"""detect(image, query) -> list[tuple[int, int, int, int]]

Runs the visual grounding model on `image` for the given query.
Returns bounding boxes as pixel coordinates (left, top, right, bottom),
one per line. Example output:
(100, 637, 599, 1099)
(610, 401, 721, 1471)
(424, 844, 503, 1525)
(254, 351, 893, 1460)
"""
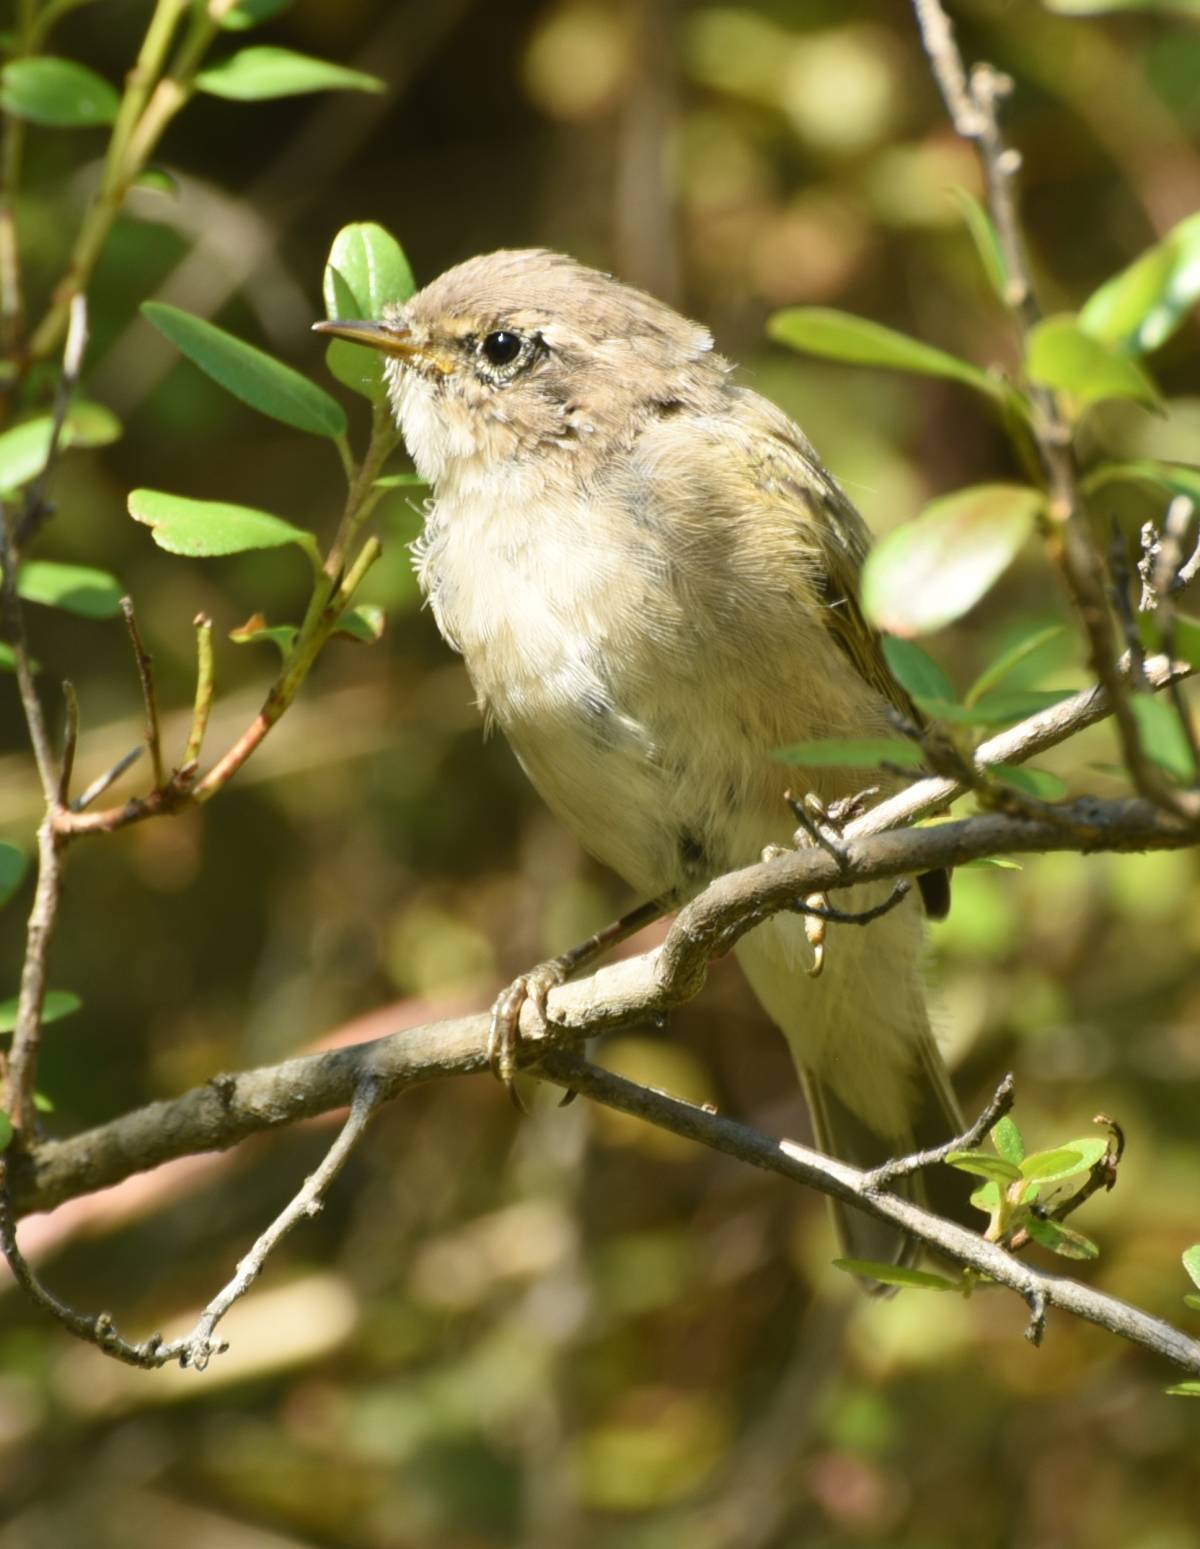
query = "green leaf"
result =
(32, 1090, 54, 1113)
(916, 688, 1076, 728)
(0, 988, 82, 1034)
(992, 1115, 1026, 1165)
(862, 484, 1043, 638)
(1019, 1140, 1107, 1184)
(1080, 211, 1200, 356)
(0, 842, 27, 908)
(0, 56, 119, 126)
(965, 625, 1068, 706)
(963, 856, 1023, 870)
(229, 613, 298, 655)
(1026, 315, 1161, 413)
(321, 223, 414, 401)
(1166, 1380, 1200, 1398)
(129, 489, 320, 564)
(333, 603, 385, 643)
(992, 765, 1068, 799)
(969, 1179, 1000, 1213)
(0, 400, 122, 492)
(882, 637, 953, 703)
(1047, 0, 1200, 11)
(774, 737, 926, 770)
(144, 302, 346, 438)
(1184, 1294, 1200, 1312)
(1183, 1244, 1200, 1291)
(134, 166, 179, 198)
(373, 472, 426, 489)
(1024, 1217, 1100, 1260)
(767, 307, 1000, 399)
(14, 561, 123, 620)
(196, 46, 384, 100)
(1083, 460, 1200, 511)
(219, 0, 294, 28)
(949, 185, 1009, 303)
(1130, 693, 1198, 783)
(832, 1258, 959, 1291)
(1171, 615, 1200, 672)
(944, 1151, 1023, 1183)
(0, 1112, 10, 1152)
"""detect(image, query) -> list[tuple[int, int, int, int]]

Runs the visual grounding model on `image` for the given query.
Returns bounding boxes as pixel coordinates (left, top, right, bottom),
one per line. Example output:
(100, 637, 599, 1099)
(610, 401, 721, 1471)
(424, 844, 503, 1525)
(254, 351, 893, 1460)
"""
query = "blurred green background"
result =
(2, 0, 1199, 1545)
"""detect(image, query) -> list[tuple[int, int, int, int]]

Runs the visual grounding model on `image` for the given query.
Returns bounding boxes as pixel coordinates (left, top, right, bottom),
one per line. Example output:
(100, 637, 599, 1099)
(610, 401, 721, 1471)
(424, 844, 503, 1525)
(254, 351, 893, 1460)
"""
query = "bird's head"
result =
(314, 248, 725, 486)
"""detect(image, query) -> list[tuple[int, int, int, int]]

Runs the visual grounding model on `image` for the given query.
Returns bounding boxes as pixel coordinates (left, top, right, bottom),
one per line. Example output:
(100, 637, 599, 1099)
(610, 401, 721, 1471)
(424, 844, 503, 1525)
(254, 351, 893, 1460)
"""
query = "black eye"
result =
(481, 330, 522, 366)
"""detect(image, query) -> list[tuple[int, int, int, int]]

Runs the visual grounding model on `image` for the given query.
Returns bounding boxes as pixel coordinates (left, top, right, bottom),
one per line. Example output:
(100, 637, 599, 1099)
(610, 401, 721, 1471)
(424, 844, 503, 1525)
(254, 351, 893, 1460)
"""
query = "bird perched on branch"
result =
(316, 249, 970, 1272)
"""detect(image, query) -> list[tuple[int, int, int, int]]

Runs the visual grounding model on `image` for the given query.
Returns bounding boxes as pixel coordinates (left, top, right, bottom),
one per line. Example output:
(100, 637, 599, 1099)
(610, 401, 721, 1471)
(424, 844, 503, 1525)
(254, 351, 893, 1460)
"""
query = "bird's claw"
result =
(487, 959, 569, 1109)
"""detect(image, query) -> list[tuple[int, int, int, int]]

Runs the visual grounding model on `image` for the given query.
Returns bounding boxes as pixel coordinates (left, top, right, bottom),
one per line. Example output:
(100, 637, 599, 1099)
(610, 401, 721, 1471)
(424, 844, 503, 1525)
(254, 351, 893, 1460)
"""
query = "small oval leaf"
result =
(1019, 1142, 1106, 1184)
(964, 624, 1068, 707)
(0, 401, 121, 492)
(993, 765, 1068, 800)
(128, 489, 319, 562)
(333, 603, 385, 644)
(0, 842, 27, 908)
(0, 56, 119, 126)
(321, 223, 414, 402)
(16, 561, 123, 620)
(862, 484, 1043, 638)
(221, 0, 294, 28)
(944, 1151, 1023, 1183)
(992, 1115, 1026, 1165)
(143, 302, 347, 438)
(1026, 315, 1161, 413)
(0, 988, 82, 1033)
(196, 46, 384, 100)
(1130, 693, 1198, 783)
(774, 737, 926, 770)
(1024, 1217, 1100, 1260)
(1083, 459, 1200, 508)
(768, 307, 1000, 399)
(1080, 211, 1200, 356)
(917, 688, 1076, 728)
(1183, 1244, 1200, 1292)
(881, 637, 953, 703)
(833, 1258, 959, 1291)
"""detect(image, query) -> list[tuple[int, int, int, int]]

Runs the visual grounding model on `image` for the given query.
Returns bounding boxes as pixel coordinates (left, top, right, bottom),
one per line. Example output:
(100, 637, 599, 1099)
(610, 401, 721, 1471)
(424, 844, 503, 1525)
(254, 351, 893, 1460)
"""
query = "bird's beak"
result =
(311, 318, 422, 357)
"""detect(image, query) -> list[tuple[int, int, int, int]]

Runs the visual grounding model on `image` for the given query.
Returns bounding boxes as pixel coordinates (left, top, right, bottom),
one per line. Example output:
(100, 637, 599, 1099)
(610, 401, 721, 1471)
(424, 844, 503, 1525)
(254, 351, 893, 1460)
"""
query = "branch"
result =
(0, 1076, 382, 1370)
(534, 1053, 1200, 1374)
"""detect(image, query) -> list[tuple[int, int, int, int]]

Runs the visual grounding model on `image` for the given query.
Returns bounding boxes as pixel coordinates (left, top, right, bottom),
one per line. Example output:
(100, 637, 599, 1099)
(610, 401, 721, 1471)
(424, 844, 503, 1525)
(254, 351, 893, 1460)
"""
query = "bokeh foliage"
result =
(1, 1, 1199, 1546)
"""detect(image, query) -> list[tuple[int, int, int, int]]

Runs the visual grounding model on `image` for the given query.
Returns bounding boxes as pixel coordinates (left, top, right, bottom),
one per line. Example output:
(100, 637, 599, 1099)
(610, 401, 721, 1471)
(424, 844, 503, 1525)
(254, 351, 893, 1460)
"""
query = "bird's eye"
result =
(481, 330, 522, 366)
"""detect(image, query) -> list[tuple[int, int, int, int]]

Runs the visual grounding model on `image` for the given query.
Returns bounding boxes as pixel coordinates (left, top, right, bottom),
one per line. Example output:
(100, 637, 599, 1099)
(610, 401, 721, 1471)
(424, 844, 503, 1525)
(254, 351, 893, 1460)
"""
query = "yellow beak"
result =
(311, 319, 421, 356)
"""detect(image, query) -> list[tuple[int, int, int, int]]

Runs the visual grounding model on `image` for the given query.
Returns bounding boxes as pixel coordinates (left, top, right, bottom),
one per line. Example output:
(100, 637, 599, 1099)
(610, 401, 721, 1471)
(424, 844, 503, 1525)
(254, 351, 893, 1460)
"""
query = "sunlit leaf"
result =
(373, 472, 426, 488)
(774, 737, 926, 770)
(1184, 1245, 1200, 1291)
(0, 988, 82, 1033)
(1130, 693, 1198, 783)
(0, 842, 27, 908)
(1166, 1380, 1200, 1397)
(1026, 315, 1161, 413)
(969, 1179, 1000, 1213)
(0, 56, 118, 126)
(219, 0, 294, 28)
(1019, 1139, 1107, 1183)
(768, 307, 1001, 399)
(944, 1151, 1023, 1183)
(965, 625, 1068, 706)
(833, 1258, 959, 1291)
(862, 484, 1043, 637)
(882, 637, 953, 703)
(949, 185, 1009, 302)
(129, 489, 320, 564)
(33, 1091, 54, 1113)
(963, 856, 1023, 869)
(992, 1116, 1026, 1165)
(992, 765, 1068, 799)
(1024, 1218, 1100, 1259)
(1080, 211, 1200, 355)
(0, 400, 122, 492)
(15, 561, 123, 619)
(134, 166, 179, 198)
(143, 301, 347, 438)
(196, 46, 384, 100)
(321, 223, 414, 401)
(333, 603, 385, 643)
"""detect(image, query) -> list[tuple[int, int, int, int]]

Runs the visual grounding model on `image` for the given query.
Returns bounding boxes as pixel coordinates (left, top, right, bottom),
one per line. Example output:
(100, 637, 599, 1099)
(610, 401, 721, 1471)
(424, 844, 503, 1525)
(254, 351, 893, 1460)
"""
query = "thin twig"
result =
(70, 746, 143, 812)
(120, 595, 165, 789)
(790, 880, 911, 927)
(16, 293, 89, 545)
(57, 681, 79, 807)
(181, 611, 214, 772)
(864, 1072, 1016, 1188)
(0, 1077, 383, 1370)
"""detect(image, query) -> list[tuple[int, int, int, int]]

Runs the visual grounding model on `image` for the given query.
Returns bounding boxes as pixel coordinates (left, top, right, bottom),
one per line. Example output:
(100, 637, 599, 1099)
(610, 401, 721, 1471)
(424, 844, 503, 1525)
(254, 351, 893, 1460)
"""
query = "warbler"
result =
(316, 249, 968, 1269)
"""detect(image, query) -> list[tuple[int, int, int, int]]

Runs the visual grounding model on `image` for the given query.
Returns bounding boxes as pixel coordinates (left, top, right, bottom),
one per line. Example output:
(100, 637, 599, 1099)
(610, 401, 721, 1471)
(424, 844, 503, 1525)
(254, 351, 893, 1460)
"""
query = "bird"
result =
(315, 248, 971, 1272)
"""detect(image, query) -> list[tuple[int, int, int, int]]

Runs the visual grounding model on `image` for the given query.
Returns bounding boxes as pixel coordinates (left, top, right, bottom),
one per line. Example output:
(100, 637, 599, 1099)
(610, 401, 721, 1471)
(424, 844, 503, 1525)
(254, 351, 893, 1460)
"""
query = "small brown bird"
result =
(317, 249, 969, 1270)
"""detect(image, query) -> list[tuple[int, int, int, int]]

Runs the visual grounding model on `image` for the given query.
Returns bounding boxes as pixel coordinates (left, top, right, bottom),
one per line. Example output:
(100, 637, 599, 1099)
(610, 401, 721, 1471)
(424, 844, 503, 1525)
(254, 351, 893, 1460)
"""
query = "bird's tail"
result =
(734, 888, 977, 1286)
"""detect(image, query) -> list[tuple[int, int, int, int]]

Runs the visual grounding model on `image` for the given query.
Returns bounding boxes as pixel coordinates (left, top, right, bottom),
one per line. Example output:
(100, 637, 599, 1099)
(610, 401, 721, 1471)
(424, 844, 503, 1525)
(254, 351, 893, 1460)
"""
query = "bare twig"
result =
(57, 681, 79, 807)
(120, 595, 165, 789)
(790, 879, 911, 927)
(864, 1072, 1016, 1188)
(0, 1076, 383, 1369)
(70, 746, 143, 812)
(16, 293, 89, 545)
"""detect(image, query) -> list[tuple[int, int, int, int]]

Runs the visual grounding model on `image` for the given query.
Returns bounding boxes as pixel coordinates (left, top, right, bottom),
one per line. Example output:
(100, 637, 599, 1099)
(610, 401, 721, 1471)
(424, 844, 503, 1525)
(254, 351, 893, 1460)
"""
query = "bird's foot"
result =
(488, 957, 571, 1108)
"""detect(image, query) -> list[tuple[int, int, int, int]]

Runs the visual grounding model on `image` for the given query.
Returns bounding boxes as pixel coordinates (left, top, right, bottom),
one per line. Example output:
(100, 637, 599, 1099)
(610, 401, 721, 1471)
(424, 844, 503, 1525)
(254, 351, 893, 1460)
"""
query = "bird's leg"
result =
(488, 896, 670, 1100)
